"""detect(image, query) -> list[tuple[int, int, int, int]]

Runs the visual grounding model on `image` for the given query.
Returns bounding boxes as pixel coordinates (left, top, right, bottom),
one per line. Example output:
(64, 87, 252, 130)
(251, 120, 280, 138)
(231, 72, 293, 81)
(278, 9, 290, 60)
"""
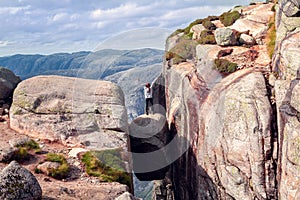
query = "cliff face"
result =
(272, 0, 300, 199)
(159, 1, 300, 199)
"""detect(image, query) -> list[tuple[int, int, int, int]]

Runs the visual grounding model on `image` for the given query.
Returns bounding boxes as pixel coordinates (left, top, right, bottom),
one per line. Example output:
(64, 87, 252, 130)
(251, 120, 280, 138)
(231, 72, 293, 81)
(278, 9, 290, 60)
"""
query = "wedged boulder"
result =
(0, 67, 21, 100)
(129, 113, 170, 181)
(214, 27, 237, 46)
(10, 75, 128, 150)
(0, 161, 42, 200)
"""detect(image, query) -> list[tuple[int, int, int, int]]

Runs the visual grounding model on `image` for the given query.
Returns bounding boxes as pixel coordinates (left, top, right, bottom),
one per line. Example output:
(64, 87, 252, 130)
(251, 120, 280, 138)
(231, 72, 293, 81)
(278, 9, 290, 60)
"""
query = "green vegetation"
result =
(16, 139, 40, 151)
(198, 30, 216, 44)
(13, 147, 30, 161)
(12, 139, 41, 162)
(202, 18, 216, 30)
(220, 11, 240, 26)
(81, 149, 131, 187)
(166, 36, 198, 64)
(214, 59, 238, 73)
(183, 19, 203, 34)
(45, 153, 69, 179)
(266, 15, 276, 58)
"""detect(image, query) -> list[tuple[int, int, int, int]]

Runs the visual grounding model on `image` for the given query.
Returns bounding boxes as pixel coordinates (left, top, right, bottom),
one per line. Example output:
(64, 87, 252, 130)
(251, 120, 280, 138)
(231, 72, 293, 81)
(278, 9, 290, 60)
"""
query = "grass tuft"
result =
(220, 11, 240, 26)
(45, 153, 69, 179)
(81, 149, 131, 187)
(214, 59, 238, 73)
(266, 15, 276, 58)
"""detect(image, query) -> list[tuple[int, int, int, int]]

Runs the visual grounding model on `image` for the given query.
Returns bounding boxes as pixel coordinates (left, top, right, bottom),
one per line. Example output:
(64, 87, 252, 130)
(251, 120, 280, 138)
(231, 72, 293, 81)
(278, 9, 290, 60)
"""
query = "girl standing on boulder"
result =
(144, 82, 153, 115)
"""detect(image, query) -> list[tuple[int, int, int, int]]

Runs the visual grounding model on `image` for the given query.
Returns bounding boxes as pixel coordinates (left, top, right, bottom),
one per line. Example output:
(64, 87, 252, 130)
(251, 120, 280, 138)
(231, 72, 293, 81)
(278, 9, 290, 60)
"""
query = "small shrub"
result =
(198, 30, 216, 44)
(17, 140, 40, 152)
(220, 11, 241, 26)
(234, 5, 243, 8)
(13, 147, 30, 161)
(214, 59, 238, 73)
(206, 15, 219, 21)
(168, 29, 185, 38)
(186, 32, 194, 39)
(266, 15, 276, 58)
(202, 19, 216, 30)
(81, 149, 131, 187)
(271, 4, 276, 12)
(46, 153, 69, 179)
(184, 19, 203, 34)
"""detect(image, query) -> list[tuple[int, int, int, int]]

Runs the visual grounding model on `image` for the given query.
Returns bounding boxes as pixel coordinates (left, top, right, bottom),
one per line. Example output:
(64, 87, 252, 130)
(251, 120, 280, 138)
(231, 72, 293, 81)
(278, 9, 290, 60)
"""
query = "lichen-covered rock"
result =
(0, 161, 42, 200)
(0, 67, 21, 100)
(0, 145, 17, 162)
(239, 33, 256, 45)
(214, 27, 237, 46)
(272, 1, 300, 198)
(10, 75, 128, 150)
(37, 161, 61, 176)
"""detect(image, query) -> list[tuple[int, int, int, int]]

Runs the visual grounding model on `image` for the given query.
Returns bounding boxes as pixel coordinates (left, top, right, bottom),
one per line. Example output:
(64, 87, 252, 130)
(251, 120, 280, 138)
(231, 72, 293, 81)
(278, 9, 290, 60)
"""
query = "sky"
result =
(0, 0, 260, 56)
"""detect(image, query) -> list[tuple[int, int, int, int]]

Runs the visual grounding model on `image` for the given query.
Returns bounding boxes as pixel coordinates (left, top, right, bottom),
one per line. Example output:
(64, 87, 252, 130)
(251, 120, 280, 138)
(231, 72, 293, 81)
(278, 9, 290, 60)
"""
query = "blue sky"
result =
(0, 0, 259, 56)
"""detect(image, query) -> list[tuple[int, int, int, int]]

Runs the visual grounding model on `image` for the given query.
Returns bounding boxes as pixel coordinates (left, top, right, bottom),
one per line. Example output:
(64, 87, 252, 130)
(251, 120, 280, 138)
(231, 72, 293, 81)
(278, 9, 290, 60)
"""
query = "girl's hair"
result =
(146, 82, 150, 87)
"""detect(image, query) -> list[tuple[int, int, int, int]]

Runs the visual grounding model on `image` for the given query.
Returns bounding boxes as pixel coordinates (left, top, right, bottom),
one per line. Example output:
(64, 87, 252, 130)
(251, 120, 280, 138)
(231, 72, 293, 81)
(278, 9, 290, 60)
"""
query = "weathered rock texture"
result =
(0, 161, 42, 200)
(0, 67, 21, 100)
(272, 0, 300, 199)
(162, 2, 281, 200)
(10, 75, 128, 150)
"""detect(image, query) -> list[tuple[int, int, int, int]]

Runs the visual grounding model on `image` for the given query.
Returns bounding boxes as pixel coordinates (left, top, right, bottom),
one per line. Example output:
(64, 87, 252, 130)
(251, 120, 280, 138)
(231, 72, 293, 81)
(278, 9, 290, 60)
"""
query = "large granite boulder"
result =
(0, 161, 42, 200)
(10, 75, 128, 150)
(0, 67, 21, 100)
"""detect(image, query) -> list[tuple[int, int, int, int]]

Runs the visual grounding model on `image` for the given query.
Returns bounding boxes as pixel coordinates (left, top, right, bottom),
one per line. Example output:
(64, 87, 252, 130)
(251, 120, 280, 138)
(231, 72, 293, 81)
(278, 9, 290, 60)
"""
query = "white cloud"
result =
(0, 41, 9, 47)
(0, 5, 30, 14)
(52, 13, 68, 22)
(0, 0, 265, 56)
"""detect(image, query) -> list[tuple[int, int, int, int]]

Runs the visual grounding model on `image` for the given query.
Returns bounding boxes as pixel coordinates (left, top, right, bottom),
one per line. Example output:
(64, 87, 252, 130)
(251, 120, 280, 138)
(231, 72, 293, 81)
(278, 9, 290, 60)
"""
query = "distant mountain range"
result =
(0, 48, 164, 120)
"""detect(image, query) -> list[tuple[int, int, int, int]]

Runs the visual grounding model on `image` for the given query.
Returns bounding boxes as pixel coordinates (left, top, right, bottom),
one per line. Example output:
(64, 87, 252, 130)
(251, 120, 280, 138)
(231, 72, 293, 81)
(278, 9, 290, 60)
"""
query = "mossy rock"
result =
(183, 19, 204, 34)
(202, 19, 217, 30)
(220, 10, 241, 26)
(198, 30, 216, 44)
(44, 153, 69, 179)
(166, 36, 198, 64)
(214, 58, 238, 73)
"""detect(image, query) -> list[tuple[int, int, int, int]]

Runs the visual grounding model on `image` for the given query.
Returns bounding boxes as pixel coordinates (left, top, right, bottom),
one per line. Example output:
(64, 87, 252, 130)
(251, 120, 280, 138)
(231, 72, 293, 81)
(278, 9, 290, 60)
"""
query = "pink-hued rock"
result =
(190, 24, 206, 40)
(272, 1, 300, 199)
(161, 2, 279, 199)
